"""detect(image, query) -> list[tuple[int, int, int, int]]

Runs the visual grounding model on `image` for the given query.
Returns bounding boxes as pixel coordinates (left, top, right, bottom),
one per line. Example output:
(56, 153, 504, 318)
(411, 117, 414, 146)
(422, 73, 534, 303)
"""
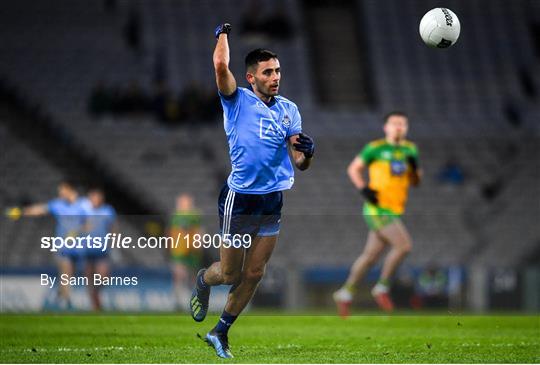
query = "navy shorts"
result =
(218, 183, 283, 237)
(56, 250, 81, 265)
(85, 250, 109, 263)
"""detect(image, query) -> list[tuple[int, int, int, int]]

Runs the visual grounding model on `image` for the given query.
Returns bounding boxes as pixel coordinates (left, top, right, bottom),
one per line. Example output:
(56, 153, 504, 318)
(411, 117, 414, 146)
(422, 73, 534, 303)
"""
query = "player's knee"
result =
(401, 242, 412, 255)
(222, 270, 241, 286)
(243, 267, 265, 285)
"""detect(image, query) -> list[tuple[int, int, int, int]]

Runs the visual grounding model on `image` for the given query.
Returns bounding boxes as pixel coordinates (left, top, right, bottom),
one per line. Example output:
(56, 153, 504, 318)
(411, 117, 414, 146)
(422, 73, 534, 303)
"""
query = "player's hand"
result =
(360, 187, 378, 205)
(293, 133, 315, 158)
(215, 23, 232, 39)
(407, 156, 421, 186)
(5, 207, 22, 220)
(407, 156, 419, 172)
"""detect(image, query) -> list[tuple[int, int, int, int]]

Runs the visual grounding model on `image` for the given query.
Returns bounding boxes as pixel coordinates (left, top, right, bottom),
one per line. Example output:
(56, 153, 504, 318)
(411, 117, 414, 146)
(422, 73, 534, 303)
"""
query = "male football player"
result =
(14, 180, 87, 309)
(190, 23, 314, 358)
(168, 193, 202, 310)
(333, 111, 421, 316)
(82, 187, 116, 311)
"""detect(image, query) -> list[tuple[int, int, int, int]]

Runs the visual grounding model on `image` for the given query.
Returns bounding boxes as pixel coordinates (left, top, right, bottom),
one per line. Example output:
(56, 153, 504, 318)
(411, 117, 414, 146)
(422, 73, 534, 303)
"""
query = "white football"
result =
(419, 8, 461, 48)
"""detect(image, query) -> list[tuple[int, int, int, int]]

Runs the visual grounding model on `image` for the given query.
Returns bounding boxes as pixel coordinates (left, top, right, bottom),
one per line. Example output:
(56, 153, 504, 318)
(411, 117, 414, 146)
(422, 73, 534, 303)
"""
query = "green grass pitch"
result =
(1, 314, 538, 363)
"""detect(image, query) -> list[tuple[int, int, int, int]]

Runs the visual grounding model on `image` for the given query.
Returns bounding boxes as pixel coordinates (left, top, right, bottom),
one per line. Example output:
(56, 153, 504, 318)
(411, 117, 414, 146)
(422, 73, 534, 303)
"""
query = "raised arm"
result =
(5, 202, 49, 221)
(213, 23, 237, 96)
(23, 203, 49, 216)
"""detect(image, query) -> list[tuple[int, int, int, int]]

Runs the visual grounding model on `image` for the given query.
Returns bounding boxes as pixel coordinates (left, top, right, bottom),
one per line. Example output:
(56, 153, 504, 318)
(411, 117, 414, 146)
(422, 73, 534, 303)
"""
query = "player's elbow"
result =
(347, 165, 359, 180)
(213, 60, 229, 75)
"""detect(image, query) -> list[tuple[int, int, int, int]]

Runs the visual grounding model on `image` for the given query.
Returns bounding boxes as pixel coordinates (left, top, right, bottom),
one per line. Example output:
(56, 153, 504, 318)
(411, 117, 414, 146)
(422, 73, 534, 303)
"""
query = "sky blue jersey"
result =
(82, 201, 116, 239)
(220, 87, 302, 194)
(47, 198, 87, 238)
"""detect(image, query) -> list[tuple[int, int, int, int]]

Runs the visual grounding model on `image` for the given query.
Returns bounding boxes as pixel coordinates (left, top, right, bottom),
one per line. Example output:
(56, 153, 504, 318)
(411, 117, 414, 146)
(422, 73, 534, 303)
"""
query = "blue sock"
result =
(197, 270, 208, 289)
(215, 311, 237, 334)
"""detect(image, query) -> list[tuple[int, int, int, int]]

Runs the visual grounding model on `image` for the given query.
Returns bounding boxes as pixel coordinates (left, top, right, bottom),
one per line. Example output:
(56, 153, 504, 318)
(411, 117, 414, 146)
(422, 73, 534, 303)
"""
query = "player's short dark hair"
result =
(245, 49, 278, 70)
(383, 111, 408, 123)
(87, 186, 104, 194)
(59, 178, 78, 190)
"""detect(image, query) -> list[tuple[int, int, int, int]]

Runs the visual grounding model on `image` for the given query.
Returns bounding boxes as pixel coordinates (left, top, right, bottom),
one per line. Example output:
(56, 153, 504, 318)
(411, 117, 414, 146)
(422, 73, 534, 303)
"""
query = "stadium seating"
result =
(0, 118, 158, 268)
(0, 0, 538, 270)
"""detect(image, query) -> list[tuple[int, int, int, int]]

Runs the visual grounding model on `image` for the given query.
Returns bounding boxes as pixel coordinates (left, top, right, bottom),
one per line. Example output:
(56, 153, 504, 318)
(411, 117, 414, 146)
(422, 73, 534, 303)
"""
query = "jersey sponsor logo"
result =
(259, 117, 286, 140)
(390, 160, 407, 176)
(262, 122, 276, 138)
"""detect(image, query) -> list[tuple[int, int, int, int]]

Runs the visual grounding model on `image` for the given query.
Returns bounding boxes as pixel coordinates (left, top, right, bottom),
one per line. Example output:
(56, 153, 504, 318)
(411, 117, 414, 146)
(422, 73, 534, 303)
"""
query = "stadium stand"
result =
(0, 123, 63, 267)
(0, 0, 538, 272)
(0, 107, 158, 268)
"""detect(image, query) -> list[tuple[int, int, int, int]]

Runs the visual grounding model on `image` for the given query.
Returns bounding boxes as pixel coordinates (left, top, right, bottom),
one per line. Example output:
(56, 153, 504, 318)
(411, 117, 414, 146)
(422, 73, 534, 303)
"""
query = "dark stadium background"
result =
(1, 0, 539, 314)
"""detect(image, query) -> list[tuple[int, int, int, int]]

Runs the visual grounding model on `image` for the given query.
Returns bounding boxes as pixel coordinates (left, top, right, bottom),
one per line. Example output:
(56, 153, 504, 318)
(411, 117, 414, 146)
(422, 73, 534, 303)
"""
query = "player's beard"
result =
(387, 132, 406, 144)
(255, 80, 279, 98)
(267, 83, 279, 96)
(394, 133, 406, 143)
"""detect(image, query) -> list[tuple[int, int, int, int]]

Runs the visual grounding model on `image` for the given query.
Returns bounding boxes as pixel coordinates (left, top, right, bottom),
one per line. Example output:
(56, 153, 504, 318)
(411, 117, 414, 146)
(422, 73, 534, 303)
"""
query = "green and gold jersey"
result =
(168, 210, 201, 257)
(359, 139, 418, 214)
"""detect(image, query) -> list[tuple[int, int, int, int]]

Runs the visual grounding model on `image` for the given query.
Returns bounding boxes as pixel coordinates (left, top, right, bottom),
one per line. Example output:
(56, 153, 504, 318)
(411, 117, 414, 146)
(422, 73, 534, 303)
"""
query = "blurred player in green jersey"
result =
(168, 193, 202, 310)
(334, 112, 422, 316)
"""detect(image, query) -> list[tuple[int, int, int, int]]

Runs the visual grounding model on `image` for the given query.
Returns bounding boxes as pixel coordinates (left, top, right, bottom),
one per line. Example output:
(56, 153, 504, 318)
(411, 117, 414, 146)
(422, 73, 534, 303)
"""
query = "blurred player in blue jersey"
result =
(15, 179, 87, 309)
(82, 187, 116, 311)
(189, 23, 315, 358)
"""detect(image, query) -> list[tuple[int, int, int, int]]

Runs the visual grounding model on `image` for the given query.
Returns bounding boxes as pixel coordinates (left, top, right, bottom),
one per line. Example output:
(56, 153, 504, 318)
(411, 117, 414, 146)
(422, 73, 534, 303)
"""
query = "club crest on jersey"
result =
(282, 115, 291, 128)
(393, 151, 404, 159)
